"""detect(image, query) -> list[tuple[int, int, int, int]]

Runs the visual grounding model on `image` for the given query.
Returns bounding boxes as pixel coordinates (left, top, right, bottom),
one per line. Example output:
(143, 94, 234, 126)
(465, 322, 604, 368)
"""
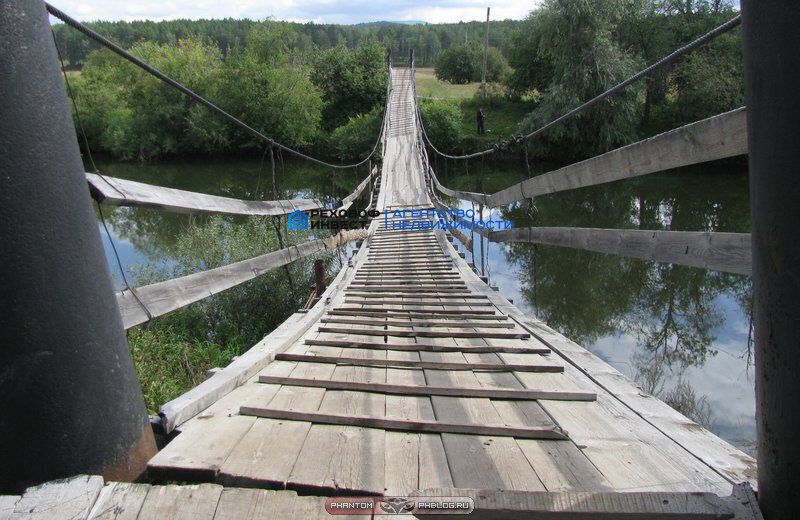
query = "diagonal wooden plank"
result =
(257, 375, 595, 401)
(275, 353, 562, 372)
(86, 172, 322, 216)
(305, 338, 550, 354)
(239, 407, 569, 440)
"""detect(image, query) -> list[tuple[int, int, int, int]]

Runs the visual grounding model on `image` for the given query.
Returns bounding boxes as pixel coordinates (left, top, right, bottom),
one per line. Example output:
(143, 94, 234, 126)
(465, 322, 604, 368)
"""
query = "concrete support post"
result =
(740, 2, 800, 517)
(0, 0, 156, 493)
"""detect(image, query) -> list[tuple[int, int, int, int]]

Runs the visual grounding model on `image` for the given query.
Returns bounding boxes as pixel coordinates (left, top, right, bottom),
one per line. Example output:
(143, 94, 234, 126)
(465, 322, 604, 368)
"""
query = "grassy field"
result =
(415, 68, 480, 99)
(415, 67, 535, 149)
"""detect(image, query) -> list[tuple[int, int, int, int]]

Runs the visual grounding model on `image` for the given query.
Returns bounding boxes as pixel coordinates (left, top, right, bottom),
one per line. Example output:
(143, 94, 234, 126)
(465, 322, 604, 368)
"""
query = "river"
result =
(90, 154, 756, 457)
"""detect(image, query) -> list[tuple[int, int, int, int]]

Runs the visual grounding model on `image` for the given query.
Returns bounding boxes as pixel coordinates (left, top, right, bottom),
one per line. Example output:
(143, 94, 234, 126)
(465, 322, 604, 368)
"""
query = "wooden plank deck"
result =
(143, 67, 757, 505)
(0, 475, 763, 519)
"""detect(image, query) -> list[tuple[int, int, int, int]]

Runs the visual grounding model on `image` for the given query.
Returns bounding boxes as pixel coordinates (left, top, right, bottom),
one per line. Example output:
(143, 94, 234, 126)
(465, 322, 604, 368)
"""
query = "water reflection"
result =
(443, 158, 755, 455)
(89, 154, 756, 456)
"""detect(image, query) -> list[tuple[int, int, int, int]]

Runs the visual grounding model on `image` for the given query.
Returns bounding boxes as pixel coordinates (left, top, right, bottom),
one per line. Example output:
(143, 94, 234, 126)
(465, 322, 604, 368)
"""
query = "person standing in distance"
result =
(477, 108, 485, 134)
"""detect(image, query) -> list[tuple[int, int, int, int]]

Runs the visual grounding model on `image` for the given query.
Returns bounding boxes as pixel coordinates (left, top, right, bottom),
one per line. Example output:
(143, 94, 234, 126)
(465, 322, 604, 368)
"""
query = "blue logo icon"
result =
(288, 210, 309, 230)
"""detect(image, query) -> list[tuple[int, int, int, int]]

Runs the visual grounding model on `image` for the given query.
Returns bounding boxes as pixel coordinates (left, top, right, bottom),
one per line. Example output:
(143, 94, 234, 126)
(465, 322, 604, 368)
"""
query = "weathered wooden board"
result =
(117, 229, 366, 329)
(275, 352, 562, 372)
(411, 488, 738, 519)
(136, 484, 223, 519)
(491, 227, 751, 275)
(88, 482, 150, 520)
(240, 407, 569, 439)
(87, 172, 321, 216)
(305, 338, 550, 354)
(487, 107, 748, 207)
(257, 375, 593, 400)
(11, 475, 104, 520)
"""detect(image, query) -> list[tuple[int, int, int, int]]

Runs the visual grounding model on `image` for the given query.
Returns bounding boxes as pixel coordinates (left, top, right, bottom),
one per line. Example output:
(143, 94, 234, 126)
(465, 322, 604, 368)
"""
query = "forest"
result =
(59, 0, 742, 164)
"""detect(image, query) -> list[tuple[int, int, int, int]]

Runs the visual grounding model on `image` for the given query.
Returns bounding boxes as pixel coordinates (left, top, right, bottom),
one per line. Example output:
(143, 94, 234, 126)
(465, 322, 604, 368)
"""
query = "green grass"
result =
(415, 68, 480, 99)
(457, 97, 536, 149)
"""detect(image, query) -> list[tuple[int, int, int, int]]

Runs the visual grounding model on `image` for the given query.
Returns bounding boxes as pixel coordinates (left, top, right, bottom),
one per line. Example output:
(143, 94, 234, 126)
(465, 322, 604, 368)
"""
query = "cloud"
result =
(49, 0, 537, 23)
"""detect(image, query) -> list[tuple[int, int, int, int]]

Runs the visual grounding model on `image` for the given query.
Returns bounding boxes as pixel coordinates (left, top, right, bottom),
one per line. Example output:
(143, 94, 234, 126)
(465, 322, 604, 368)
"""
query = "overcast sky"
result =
(50, 1, 538, 24)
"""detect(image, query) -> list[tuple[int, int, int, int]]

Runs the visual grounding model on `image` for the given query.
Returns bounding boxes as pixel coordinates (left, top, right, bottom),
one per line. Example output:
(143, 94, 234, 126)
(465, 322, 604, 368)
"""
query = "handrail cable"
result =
(46, 2, 386, 170)
(418, 14, 742, 161)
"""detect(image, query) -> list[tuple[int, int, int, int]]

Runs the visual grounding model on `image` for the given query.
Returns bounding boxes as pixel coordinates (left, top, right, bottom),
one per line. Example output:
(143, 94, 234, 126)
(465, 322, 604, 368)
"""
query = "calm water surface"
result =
(91, 154, 756, 456)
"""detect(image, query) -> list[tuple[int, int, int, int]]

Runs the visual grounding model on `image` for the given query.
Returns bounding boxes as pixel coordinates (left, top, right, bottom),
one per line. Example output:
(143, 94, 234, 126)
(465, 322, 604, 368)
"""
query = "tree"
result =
(434, 42, 510, 84)
(513, 0, 642, 159)
(310, 43, 388, 130)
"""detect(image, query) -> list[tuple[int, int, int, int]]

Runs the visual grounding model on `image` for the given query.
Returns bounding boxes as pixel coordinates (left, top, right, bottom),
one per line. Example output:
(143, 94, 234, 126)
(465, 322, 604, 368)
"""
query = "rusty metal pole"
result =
(314, 260, 327, 297)
(0, 0, 156, 493)
(741, 1, 800, 517)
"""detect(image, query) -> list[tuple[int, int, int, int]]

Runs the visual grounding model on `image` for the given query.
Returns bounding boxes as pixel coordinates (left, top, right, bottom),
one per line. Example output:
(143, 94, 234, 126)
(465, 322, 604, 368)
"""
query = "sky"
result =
(50, 0, 538, 24)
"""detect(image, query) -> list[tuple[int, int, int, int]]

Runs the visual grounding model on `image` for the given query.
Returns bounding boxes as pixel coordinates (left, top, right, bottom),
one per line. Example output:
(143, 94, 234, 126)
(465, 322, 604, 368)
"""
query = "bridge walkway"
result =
(142, 68, 755, 500)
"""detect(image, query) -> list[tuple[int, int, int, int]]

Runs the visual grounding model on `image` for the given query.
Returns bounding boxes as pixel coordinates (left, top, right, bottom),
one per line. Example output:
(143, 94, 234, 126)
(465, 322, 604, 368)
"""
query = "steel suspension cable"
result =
(418, 14, 742, 161)
(45, 2, 386, 170)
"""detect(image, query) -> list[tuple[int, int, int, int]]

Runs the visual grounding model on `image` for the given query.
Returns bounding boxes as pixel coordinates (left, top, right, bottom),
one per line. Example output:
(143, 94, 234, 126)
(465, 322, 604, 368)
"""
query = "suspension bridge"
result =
(2, 1, 799, 518)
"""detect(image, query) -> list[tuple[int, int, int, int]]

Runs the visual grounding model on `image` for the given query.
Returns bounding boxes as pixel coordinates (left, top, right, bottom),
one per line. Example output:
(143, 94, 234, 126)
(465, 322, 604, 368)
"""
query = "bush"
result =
(327, 107, 384, 161)
(419, 99, 462, 153)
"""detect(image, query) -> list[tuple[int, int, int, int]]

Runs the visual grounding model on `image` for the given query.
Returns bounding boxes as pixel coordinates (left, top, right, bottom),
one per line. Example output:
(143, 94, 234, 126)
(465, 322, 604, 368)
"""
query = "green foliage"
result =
(127, 214, 329, 410)
(504, 0, 743, 160)
(327, 107, 384, 161)
(311, 43, 388, 130)
(434, 42, 510, 85)
(71, 36, 323, 159)
(128, 326, 236, 413)
(221, 51, 323, 149)
(419, 99, 463, 152)
(516, 0, 642, 160)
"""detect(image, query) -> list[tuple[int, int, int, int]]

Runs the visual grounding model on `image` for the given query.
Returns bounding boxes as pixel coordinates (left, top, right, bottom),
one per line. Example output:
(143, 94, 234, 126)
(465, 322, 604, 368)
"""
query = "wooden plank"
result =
(148, 381, 281, 480)
(487, 107, 748, 206)
(333, 306, 499, 316)
(136, 484, 222, 520)
(118, 229, 366, 329)
(239, 407, 569, 440)
(428, 372, 548, 491)
(382, 368, 440, 496)
(490, 227, 751, 275)
(257, 375, 594, 401)
(216, 418, 313, 488)
(286, 363, 387, 495)
(305, 338, 550, 354)
(343, 299, 494, 307)
(316, 326, 529, 339)
(328, 308, 503, 319)
(345, 286, 470, 292)
(275, 353, 562, 372)
(86, 172, 322, 216)
(410, 488, 739, 519)
(320, 317, 514, 328)
(88, 482, 150, 520)
(212, 489, 298, 520)
(0, 496, 20, 519)
(11, 475, 104, 520)
(216, 360, 333, 488)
